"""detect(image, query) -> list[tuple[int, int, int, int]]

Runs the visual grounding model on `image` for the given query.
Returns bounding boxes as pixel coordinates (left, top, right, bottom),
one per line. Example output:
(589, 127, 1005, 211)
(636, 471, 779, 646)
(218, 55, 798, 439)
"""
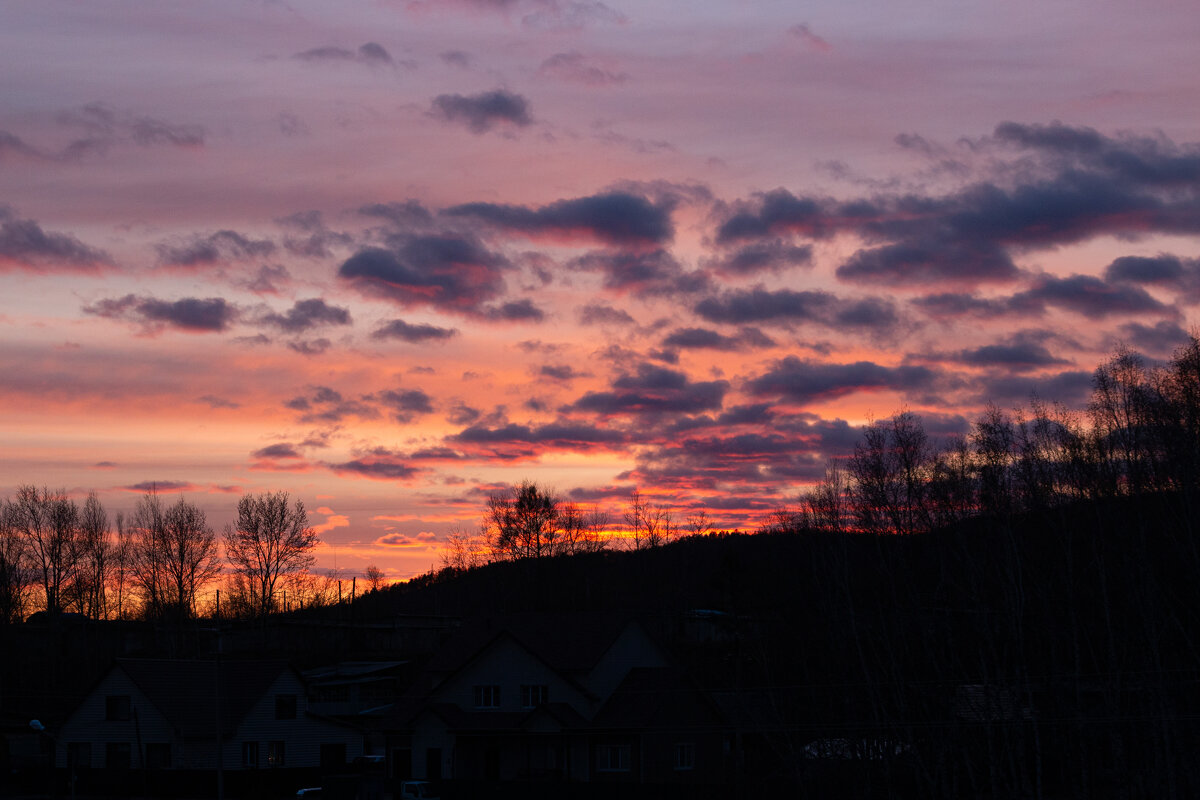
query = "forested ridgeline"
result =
(355, 487, 1200, 797)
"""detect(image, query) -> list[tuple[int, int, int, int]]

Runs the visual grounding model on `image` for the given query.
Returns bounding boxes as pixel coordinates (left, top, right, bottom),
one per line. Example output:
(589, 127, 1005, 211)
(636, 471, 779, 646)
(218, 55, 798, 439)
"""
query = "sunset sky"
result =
(4, 0, 1200, 579)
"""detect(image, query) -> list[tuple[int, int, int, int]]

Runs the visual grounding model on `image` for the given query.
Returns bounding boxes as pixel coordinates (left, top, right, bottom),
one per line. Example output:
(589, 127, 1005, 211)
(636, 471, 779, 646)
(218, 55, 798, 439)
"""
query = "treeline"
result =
(768, 337, 1200, 537)
(0, 488, 321, 623)
(439, 483, 710, 570)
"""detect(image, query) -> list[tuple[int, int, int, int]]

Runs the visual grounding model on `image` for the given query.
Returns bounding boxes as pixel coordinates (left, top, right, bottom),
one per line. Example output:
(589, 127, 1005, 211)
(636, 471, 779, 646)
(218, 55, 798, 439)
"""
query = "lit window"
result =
(674, 742, 695, 770)
(267, 741, 286, 767)
(596, 744, 630, 772)
(521, 684, 548, 708)
(473, 685, 500, 708)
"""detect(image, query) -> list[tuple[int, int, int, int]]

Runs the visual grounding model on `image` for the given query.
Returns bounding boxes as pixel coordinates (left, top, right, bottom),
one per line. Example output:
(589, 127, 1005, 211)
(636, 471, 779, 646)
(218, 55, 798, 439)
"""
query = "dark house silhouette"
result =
(385, 613, 733, 789)
(53, 658, 365, 792)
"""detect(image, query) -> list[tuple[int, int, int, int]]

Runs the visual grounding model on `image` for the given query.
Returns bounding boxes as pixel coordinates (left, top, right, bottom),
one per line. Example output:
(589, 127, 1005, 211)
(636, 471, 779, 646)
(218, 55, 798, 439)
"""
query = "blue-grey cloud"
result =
(704, 240, 813, 276)
(338, 235, 510, 313)
(1115, 320, 1192, 354)
(484, 298, 545, 322)
(569, 249, 708, 295)
(287, 338, 332, 356)
(662, 326, 775, 352)
(0, 206, 112, 271)
(431, 90, 532, 133)
(570, 363, 728, 416)
(445, 191, 672, 247)
(953, 340, 1069, 371)
(370, 318, 459, 342)
(745, 356, 938, 404)
(358, 200, 436, 229)
(260, 298, 352, 332)
(974, 369, 1093, 407)
(83, 294, 238, 332)
(252, 443, 303, 459)
(537, 52, 627, 86)
(156, 230, 275, 267)
(694, 286, 898, 332)
(1104, 253, 1190, 285)
(295, 42, 395, 66)
(327, 457, 423, 481)
(1013, 273, 1174, 319)
(284, 386, 379, 424)
(375, 388, 435, 422)
(716, 124, 1200, 288)
(578, 303, 634, 326)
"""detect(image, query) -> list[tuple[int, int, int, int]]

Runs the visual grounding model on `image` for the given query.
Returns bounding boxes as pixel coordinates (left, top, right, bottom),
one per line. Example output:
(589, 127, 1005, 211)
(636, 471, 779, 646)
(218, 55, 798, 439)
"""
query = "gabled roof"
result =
(592, 667, 727, 731)
(302, 661, 408, 683)
(115, 658, 291, 739)
(388, 612, 670, 733)
(424, 612, 645, 676)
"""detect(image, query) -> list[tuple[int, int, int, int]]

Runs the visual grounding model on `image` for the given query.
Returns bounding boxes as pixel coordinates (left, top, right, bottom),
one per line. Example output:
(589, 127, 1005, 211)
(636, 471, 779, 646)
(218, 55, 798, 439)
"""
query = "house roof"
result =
(413, 701, 588, 734)
(424, 612, 644, 676)
(115, 658, 291, 739)
(592, 667, 726, 731)
(302, 661, 408, 682)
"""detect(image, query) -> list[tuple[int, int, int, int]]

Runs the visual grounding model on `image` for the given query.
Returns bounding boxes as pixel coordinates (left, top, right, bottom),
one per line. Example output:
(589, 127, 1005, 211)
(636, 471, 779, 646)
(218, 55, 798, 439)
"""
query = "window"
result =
(674, 742, 695, 770)
(67, 742, 91, 769)
(242, 741, 259, 768)
(267, 740, 286, 767)
(473, 685, 500, 708)
(145, 743, 172, 769)
(275, 693, 297, 720)
(105, 695, 131, 721)
(106, 742, 131, 770)
(596, 744, 630, 772)
(520, 684, 548, 708)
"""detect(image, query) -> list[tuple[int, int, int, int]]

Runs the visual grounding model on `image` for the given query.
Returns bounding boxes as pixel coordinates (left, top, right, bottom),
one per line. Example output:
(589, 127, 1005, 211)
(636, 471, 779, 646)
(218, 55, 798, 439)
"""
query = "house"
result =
(53, 658, 365, 795)
(590, 666, 731, 786)
(386, 613, 733, 790)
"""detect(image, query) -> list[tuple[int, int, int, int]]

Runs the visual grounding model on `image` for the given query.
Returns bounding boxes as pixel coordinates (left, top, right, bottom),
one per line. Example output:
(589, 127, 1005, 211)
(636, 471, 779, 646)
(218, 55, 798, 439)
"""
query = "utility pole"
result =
(216, 630, 224, 800)
(201, 627, 224, 800)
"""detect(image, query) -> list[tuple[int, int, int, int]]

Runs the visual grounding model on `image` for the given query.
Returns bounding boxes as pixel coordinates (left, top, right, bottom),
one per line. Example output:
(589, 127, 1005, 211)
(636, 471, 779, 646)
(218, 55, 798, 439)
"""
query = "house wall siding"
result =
(57, 663, 363, 773)
(57, 669, 185, 769)
(432, 636, 589, 715)
(221, 670, 364, 771)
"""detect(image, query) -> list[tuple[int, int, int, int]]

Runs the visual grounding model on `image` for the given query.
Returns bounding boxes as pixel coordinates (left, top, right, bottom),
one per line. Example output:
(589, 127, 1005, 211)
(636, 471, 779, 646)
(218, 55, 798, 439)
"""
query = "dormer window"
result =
(473, 685, 500, 708)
